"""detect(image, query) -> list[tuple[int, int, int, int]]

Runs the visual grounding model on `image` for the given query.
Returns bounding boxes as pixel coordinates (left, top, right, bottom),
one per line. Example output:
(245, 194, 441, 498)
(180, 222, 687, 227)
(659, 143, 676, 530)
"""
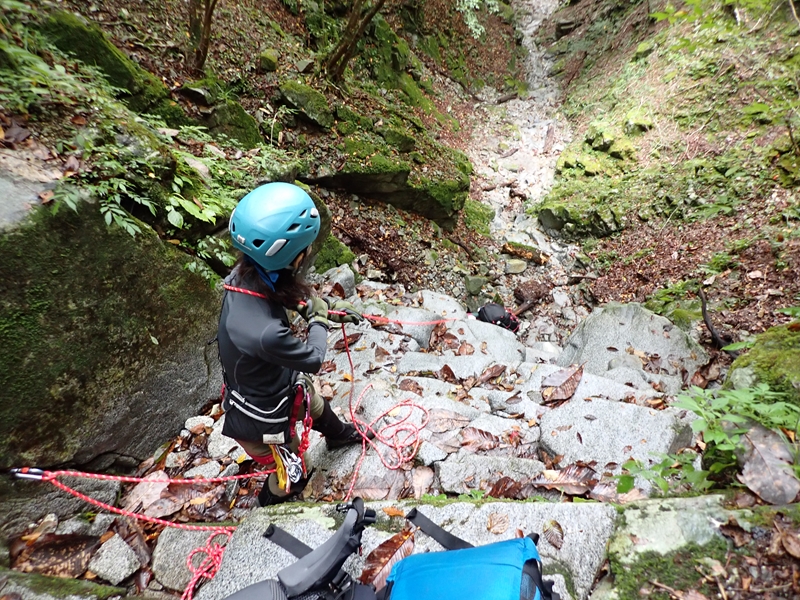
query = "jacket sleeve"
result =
(256, 320, 328, 373)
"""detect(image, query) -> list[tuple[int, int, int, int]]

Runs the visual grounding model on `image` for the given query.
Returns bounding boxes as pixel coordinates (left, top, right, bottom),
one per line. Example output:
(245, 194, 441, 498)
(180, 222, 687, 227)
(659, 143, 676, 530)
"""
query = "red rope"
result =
(336, 324, 429, 502)
(181, 531, 233, 600)
(45, 476, 237, 532)
(222, 284, 454, 327)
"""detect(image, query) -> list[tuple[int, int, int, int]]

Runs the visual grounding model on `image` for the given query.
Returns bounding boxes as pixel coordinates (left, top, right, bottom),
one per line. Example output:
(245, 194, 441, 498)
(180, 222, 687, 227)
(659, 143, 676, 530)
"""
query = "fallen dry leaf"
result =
(460, 427, 501, 452)
(542, 520, 564, 549)
(11, 533, 101, 577)
(487, 512, 509, 535)
(411, 466, 434, 499)
(528, 464, 599, 495)
(382, 507, 405, 518)
(399, 379, 424, 396)
(738, 423, 800, 505)
(457, 341, 475, 355)
(359, 527, 415, 591)
(427, 409, 471, 433)
(541, 364, 584, 403)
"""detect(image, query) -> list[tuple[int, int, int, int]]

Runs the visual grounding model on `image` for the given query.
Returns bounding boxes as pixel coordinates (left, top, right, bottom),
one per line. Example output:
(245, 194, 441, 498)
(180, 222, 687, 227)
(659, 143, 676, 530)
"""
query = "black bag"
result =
(477, 303, 520, 333)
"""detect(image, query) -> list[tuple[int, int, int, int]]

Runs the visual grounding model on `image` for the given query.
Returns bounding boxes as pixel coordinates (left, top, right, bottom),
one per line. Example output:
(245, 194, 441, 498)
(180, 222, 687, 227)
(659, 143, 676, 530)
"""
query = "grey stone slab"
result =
(185, 416, 213, 430)
(557, 303, 708, 379)
(515, 363, 661, 404)
(608, 495, 733, 565)
(539, 398, 690, 471)
(87, 533, 141, 585)
(436, 454, 545, 494)
(443, 319, 527, 365)
(184, 461, 221, 479)
(420, 290, 469, 321)
(384, 306, 442, 348)
(55, 513, 116, 536)
(404, 501, 616, 600)
(320, 265, 357, 298)
(396, 352, 497, 380)
(467, 413, 539, 444)
(152, 527, 222, 591)
(416, 440, 448, 465)
(207, 427, 241, 459)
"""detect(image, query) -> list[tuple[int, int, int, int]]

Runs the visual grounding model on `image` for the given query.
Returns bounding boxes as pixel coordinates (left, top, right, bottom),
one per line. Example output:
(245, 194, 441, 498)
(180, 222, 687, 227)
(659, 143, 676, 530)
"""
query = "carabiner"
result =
(10, 467, 45, 481)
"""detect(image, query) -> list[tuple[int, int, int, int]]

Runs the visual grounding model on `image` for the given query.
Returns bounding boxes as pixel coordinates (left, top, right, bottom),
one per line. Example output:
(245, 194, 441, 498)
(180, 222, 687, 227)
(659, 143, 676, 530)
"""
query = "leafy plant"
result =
(700, 251, 738, 274)
(619, 385, 800, 494)
(617, 451, 712, 495)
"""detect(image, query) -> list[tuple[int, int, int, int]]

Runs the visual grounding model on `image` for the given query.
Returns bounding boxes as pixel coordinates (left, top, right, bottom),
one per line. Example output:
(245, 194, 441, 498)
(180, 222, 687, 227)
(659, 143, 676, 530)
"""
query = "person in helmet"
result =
(218, 182, 368, 506)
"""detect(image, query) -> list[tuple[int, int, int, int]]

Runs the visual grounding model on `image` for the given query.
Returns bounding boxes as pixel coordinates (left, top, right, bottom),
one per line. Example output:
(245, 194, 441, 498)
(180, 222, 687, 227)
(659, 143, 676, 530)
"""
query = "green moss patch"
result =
(728, 324, 800, 406)
(280, 80, 334, 129)
(314, 233, 356, 274)
(41, 11, 173, 117)
(0, 567, 124, 600)
(0, 206, 220, 468)
(205, 100, 262, 148)
(462, 198, 495, 235)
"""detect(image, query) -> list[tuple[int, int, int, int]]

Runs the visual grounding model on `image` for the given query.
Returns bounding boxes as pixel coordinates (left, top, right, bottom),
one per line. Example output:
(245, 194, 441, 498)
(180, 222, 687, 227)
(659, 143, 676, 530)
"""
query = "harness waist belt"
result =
(227, 389, 291, 424)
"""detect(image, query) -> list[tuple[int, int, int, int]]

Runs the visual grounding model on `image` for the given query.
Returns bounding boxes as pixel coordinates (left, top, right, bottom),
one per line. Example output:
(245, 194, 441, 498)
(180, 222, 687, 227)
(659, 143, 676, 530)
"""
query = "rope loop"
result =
(181, 531, 233, 600)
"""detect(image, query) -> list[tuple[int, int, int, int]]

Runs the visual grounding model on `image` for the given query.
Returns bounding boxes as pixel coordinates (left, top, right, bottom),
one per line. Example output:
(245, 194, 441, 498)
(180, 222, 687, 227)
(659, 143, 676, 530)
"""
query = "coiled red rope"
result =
(182, 532, 233, 600)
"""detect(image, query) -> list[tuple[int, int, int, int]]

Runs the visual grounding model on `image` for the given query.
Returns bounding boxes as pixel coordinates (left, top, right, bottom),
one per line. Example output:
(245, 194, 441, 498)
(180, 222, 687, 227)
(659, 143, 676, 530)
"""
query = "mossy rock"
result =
(625, 108, 653, 134)
(536, 199, 622, 239)
(313, 233, 356, 273)
(259, 49, 280, 72)
(41, 11, 171, 115)
(279, 80, 334, 129)
(609, 137, 636, 160)
(556, 150, 579, 172)
(0, 204, 221, 469)
(578, 154, 606, 175)
(310, 134, 470, 229)
(0, 567, 124, 600)
(365, 16, 411, 87)
(727, 324, 800, 406)
(205, 100, 262, 148)
(585, 121, 616, 151)
(462, 198, 495, 235)
(633, 40, 656, 60)
(378, 126, 416, 152)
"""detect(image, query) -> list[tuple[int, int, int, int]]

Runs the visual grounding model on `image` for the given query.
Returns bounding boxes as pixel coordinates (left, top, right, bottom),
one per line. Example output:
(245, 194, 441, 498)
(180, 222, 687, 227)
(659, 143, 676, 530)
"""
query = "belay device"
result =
(224, 501, 559, 600)
(477, 302, 520, 334)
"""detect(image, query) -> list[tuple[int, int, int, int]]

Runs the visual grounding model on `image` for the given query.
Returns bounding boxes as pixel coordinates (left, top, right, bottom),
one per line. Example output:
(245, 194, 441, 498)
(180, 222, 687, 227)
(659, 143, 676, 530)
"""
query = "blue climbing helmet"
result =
(229, 182, 321, 271)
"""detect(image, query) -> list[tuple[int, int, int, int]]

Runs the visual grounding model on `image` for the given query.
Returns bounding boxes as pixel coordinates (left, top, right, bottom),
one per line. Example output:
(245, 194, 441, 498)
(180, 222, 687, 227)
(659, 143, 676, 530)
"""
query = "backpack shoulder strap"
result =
(264, 524, 313, 558)
(404, 508, 473, 550)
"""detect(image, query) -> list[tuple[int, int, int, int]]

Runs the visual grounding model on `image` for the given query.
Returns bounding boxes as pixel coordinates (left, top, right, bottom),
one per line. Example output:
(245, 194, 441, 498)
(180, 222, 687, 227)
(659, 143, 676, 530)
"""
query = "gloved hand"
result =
(325, 298, 364, 325)
(297, 297, 329, 329)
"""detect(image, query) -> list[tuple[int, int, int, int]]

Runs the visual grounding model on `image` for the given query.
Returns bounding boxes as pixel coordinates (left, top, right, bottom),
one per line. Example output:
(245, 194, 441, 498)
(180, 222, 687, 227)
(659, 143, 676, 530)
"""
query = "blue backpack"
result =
(229, 500, 559, 600)
(382, 508, 558, 600)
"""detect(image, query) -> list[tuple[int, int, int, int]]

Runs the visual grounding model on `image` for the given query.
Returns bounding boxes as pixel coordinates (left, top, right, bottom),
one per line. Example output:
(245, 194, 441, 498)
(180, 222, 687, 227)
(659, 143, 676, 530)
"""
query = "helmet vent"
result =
(265, 239, 288, 257)
(287, 223, 300, 232)
(252, 239, 265, 248)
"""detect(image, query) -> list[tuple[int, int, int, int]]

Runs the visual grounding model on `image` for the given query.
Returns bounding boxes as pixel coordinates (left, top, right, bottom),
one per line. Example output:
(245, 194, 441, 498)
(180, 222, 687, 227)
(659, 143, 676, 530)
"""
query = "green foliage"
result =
(619, 384, 800, 495)
(617, 451, 712, 495)
(644, 280, 702, 330)
(455, 0, 501, 38)
(700, 251, 738, 274)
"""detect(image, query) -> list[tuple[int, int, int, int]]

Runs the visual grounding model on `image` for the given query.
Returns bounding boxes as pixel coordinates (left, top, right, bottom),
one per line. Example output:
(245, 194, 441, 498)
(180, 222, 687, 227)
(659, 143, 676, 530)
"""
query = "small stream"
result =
(463, 0, 590, 345)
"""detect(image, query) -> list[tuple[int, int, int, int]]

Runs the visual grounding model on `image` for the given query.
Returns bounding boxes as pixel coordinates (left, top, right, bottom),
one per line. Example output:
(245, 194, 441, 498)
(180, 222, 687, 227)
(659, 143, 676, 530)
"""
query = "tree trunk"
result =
(326, 0, 386, 81)
(190, 0, 219, 72)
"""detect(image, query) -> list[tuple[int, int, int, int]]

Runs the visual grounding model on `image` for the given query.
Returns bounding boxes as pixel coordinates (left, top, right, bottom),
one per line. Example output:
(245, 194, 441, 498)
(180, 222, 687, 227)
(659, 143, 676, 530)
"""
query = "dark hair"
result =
(234, 255, 313, 308)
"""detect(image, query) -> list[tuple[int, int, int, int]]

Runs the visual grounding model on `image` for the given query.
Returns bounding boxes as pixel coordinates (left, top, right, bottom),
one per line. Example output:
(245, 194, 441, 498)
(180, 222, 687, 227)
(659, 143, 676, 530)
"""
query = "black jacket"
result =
(217, 268, 328, 442)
